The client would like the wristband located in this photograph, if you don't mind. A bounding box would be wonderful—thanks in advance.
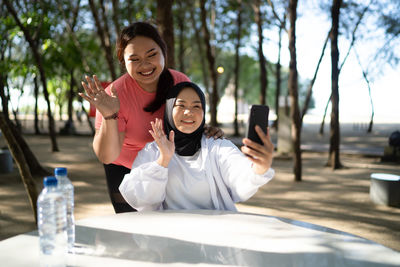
[104,112,118,120]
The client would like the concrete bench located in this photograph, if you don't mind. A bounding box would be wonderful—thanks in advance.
[370,173,400,208]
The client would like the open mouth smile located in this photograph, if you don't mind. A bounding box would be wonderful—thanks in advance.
[181,120,195,125]
[139,69,155,76]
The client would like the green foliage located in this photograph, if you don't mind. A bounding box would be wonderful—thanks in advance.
[1,0,391,119]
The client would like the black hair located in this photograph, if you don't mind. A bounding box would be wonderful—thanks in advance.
[116,21,174,113]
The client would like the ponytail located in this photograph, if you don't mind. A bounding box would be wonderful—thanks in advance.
[143,69,174,113]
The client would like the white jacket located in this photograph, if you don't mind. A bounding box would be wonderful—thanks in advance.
[119,136,274,211]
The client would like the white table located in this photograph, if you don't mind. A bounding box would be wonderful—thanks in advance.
[1,210,399,266]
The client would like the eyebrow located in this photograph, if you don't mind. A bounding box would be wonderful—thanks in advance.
[175,99,202,104]
[127,48,156,57]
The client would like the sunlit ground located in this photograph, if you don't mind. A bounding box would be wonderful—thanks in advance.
[0,118,399,252]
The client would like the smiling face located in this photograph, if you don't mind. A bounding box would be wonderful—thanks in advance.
[123,36,165,92]
[172,87,204,134]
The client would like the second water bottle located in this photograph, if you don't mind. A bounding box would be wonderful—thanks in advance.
[55,167,75,252]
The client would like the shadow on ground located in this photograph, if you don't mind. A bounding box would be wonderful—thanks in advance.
[1,122,400,252]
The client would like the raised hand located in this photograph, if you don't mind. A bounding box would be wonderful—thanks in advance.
[79,75,120,118]
[149,118,175,167]
[241,125,274,175]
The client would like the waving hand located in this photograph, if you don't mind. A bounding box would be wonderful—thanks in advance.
[79,75,120,118]
[149,118,175,167]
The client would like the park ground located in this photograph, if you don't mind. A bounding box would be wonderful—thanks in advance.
[0,119,399,252]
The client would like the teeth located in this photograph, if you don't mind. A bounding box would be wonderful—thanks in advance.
[141,70,153,75]
[182,120,194,123]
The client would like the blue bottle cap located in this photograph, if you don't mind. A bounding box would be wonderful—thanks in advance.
[55,167,67,176]
[44,176,58,187]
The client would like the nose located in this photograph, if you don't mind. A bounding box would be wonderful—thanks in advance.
[183,108,193,115]
[139,60,151,67]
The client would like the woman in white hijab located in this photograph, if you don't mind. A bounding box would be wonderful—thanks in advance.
[119,82,275,211]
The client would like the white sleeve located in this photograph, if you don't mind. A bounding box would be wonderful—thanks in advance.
[119,142,168,211]
[215,139,274,202]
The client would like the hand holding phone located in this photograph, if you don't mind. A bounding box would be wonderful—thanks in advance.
[242,105,273,174]
[246,105,269,145]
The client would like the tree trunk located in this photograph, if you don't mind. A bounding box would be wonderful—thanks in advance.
[39,57,59,152]
[189,7,210,95]
[233,0,242,136]
[0,112,38,222]
[111,0,123,75]
[327,0,343,169]
[354,49,374,133]
[88,0,117,80]
[157,0,175,69]
[11,78,24,132]
[301,31,330,126]
[288,0,302,182]
[81,104,95,136]
[200,0,219,126]
[60,69,76,135]
[68,70,74,123]
[274,20,285,131]
[1,71,47,177]
[4,0,59,152]
[111,0,120,38]
[33,75,40,134]
[73,76,96,135]
[177,0,186,73]
[0,46,9,120]
[0,77,9,121]
[319,94,331,135]
[252,0,268,105]
[56,0,91,74]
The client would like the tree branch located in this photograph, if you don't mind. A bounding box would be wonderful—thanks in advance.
[301,30,331,123]
[339,0,373,73]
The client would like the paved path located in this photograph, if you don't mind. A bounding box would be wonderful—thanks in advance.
[224,122,397,156]
[0,121,399,252]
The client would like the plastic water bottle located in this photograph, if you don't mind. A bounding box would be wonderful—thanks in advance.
[54,167,75,252]
[37,176,67,267]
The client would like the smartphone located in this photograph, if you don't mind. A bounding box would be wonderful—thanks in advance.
[246,105,269,145]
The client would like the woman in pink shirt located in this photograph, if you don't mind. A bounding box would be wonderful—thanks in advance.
[80,22,222,213]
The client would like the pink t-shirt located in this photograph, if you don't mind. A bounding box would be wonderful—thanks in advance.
[95,69,190,169]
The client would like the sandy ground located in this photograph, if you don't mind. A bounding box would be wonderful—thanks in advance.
[0,120,399,252]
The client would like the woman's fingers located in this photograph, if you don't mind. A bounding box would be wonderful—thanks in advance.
[241,144,264,159]
[150,119,166,139]
[242,137,264,154]
[149,129,156,140]
[168,130,174,143]
[85,75,98,93]
[214,128,224,139]
[256,126,274,149]
[242,126,273,160]
[81,75,103,99]
[204,125,224,139]
[155,118,163,136]
[150,121,157,138]
[78,92,94,104]
[255,125,268,143]
[81,80,94,97]
[110,84,118,98]
[93,75,105,96]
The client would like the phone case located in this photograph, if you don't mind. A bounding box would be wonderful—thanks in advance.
[246,105,269,145]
